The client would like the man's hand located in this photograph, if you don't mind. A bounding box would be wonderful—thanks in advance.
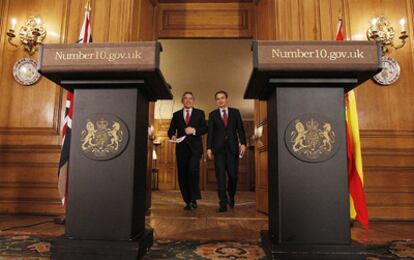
[185,127,195,135]
[207,149,213,160]
[171,135,177,141]
[239,144,246,155]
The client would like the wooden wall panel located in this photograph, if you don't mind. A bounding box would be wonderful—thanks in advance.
[254,0,276,40]
[0,0,66,136]
[136,0,157,41]
[0,0,69,214]
[0,0,156,214]
[0,145,62,214]
[319,0,345,40]
[252,102,268,213]
[153,119,177,190]
[345,0,414,130]
[253,0,276,213]
[156,3,253,38]
[344,0,414,220]
[361,130,414,220]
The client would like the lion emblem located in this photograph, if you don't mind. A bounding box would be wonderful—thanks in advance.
[290,118,335,160]
[81,118,125,159]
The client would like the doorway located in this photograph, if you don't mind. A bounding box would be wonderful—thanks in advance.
[154,39,254,191]
[147,39,266,241]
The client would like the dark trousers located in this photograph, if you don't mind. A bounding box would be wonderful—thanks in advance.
[214,150,239,206]
[176,146,202,204]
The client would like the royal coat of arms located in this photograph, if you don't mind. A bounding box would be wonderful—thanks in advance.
[285,115,338,162]
[80,114,129,160]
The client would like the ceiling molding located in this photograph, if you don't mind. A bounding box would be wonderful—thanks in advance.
[157,0,252,3]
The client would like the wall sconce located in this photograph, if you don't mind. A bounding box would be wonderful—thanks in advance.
[153,138,161,145]
[148,125,162,145]
[152,149,158,160]
[367,16,409,85]
[367,16,408,54]
[148,125,155,139]
[6,16,47,55]
[148,125,161,145]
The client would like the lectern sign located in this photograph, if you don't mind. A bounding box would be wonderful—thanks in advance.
[244,41,381,99]
[39,42,157,72]
[256,41,381,70]
[80,114,129,161]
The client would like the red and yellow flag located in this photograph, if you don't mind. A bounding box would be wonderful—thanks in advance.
[336,16,369,229]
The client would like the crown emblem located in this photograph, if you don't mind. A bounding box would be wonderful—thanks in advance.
[96,118,108,130]
[306,119,319,130]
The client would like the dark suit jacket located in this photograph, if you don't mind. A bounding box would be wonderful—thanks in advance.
[207,107,246,154]
[168,108,207,154]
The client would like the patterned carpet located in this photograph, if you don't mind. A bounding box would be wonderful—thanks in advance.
[0,235,51,259]
[143,240,266,259]
[0,235,413,259]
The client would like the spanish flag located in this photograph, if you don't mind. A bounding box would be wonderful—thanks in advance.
[337,16,369,229]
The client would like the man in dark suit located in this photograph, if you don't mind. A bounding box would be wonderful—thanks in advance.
[207,90,246,212]
[168,92,207,210]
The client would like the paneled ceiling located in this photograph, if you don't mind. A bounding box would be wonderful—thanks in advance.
[157,0,252,2]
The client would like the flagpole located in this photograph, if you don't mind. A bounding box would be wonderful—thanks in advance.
[85,0,91,12]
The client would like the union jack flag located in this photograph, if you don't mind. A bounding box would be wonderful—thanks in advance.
[58,1,92,207]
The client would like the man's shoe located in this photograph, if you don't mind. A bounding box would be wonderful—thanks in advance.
[229,199,235,208]
[54,215,66,225]
[184,204,192,210]
[217,205,227,213]
[190,201,198,209]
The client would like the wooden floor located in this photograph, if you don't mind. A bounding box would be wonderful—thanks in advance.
[1,190,414,244]
[149,190,267,241]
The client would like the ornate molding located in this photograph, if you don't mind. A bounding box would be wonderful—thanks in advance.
[0,144,61,152]
[364,165,414,172]
[0,181,57,189]
[362,148,414,156]
[157,3,253,38]
[360,129,414,138]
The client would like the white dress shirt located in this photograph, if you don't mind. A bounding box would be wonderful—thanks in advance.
[183,107,193,120]
[220,107,229,119]
[183,107,195,135]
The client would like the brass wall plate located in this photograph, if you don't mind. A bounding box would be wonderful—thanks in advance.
[12,58,41,86]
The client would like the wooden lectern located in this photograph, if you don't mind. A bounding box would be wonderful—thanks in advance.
[38,42,172,259]
[244,41,381,259]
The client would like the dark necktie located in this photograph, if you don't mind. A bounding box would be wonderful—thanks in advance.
[222,109,228,127]
[185,109,190,125]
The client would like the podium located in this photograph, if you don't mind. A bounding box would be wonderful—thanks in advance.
[38,42,172,259]
[244,41,381,259]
